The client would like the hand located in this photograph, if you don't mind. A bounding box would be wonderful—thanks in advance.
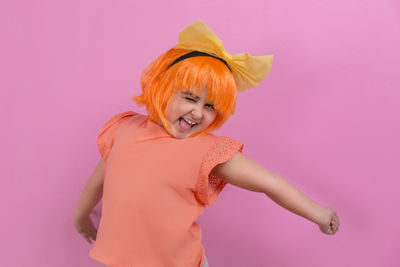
[317,207,340,235]
[73,214,98,244]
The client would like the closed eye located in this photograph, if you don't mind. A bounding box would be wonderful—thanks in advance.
[185,97,215,110]
[185,97,196,102]
[206,104,215,110]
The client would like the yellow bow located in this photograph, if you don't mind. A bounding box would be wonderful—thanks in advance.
[173,19,274,92]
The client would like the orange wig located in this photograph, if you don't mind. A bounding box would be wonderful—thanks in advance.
[131,48,237,137]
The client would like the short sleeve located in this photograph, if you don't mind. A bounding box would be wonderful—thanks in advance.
[97,111,138,162]
[196,136,244,206]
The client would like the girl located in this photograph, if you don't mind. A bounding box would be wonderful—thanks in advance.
[73,20,340,267]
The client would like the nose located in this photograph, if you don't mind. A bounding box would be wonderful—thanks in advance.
[191,104,203,121]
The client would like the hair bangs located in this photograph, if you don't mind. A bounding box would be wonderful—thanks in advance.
[165,56,236,114]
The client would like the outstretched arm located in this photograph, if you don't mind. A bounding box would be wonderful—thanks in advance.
[210,152,340,235]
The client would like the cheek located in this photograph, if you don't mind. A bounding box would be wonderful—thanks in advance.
[205,112,217,124]
[167,101,186,118]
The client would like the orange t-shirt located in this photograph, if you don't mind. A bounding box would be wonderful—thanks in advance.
[89,111,244,267]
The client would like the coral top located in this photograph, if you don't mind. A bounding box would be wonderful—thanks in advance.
[89,111,244,267]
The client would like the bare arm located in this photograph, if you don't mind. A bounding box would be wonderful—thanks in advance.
[73,158,105,220]
[211,152,340,234]
[73,158,106,243]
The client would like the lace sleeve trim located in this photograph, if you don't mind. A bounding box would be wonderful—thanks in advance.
[196,136,244,206]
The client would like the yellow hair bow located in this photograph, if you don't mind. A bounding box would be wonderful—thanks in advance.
[173,19,274,92]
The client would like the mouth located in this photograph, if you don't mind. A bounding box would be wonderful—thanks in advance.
[179,117,197,131]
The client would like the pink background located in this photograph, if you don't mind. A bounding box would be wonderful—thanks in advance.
[2,0,399,266]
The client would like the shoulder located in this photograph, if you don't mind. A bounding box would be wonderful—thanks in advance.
[98,110,146,140]
[101,111,145,128]
[109,110,144,121]
[208,134,244,154]
[199,134,244,174]
[97,111,146,161]
[197,133,243,145]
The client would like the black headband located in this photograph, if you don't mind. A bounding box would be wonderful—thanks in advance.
[166,51,232,72]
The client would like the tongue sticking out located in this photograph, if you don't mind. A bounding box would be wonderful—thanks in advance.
[179,118,192,130]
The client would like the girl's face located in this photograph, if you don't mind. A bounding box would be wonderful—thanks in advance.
[159,88,217,139]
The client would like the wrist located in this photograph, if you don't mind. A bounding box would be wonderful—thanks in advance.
[73,210,90,222]
[313,205,332,226]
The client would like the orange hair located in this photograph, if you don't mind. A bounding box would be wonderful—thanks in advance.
[131,48,237,137]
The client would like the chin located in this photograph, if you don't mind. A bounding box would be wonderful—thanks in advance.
[173,134,187,139]
[169,129,188,139]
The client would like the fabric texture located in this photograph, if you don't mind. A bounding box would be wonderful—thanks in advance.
[89,111,243,267]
